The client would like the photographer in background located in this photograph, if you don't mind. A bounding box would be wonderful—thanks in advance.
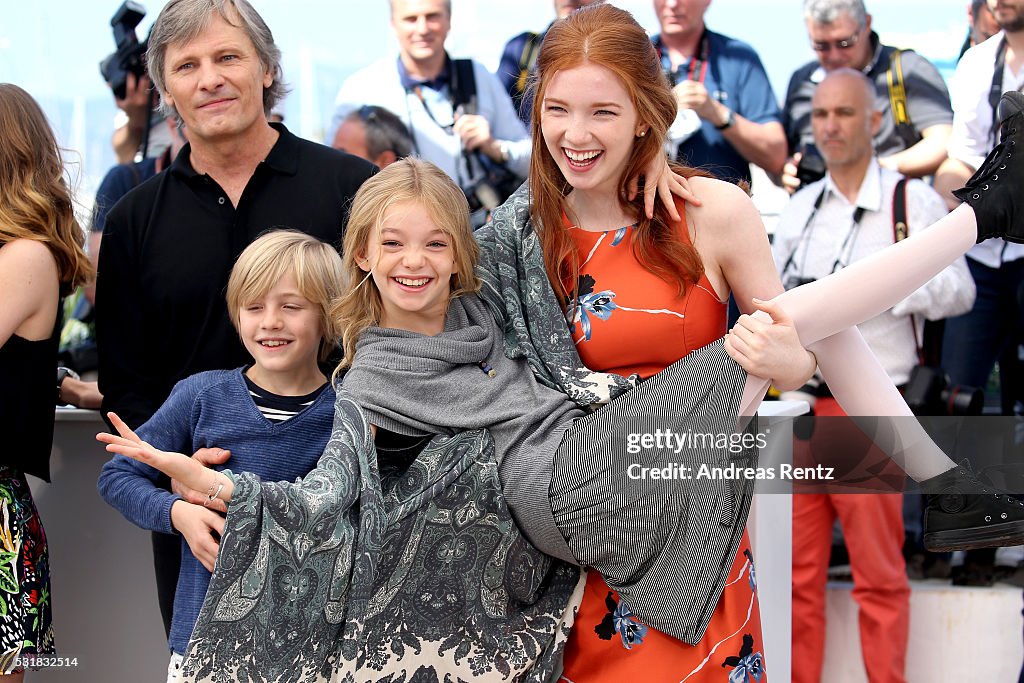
[773,69,974,683]
[652,0,788,186]
[780,0,953,194]
[326,0,530,226]
[100,1,171,163]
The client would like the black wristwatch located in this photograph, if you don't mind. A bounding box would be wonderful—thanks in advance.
[715,108,735,131]
[56,366,79,405]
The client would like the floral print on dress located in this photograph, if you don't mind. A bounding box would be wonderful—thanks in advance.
[568,273,688,345]
[570,275,618,342]
[0,470,54,674]
[722,634,765,683]
[745,548,757,592]
[594,591,648,650]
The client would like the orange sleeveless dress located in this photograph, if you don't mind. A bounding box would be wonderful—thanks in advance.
[559,212,767,683]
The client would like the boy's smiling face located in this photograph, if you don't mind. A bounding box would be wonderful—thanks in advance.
[238,270,325,394]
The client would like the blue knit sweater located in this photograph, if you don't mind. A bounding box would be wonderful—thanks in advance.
[97,368,335,654]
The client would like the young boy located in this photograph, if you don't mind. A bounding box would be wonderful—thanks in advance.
[97,230,343,682]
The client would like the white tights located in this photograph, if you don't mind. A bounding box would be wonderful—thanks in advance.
[739,204,979,481]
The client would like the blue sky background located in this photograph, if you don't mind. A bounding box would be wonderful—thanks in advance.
[0,0,970,201]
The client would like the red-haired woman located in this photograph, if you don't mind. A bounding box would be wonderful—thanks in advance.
[523,4,1022,681]
[0,83,93,679]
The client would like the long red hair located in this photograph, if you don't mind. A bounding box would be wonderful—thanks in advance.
[527,2,704,306]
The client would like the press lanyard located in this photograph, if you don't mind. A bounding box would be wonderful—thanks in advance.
[402,77,470,188]
[781,187,867,283]
[409,85,456,134]
[660,30,710,86]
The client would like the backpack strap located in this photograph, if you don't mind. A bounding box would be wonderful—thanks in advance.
[892,177,943,366]
[450,58,478,115]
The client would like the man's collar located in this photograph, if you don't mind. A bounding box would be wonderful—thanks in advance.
[171,121,298,179]
[863,31,884,74]
[823,157,882,212]
[397,53,452,91]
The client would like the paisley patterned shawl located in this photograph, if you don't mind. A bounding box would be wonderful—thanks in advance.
[180,394,582,683]
[473,182,638,407]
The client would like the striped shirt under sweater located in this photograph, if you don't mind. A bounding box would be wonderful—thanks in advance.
[97,368,335,655]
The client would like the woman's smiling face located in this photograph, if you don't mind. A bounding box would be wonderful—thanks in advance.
[541,61,642,198]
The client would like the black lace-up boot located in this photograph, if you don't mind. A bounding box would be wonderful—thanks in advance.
[953,90,1024,244]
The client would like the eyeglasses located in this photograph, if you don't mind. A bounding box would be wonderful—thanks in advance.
[811,29,862,53]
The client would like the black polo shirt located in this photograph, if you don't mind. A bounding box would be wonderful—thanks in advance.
[96,123,375,428]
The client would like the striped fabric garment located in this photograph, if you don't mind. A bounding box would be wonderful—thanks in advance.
[550,338,755,644]
[243,374,327,423]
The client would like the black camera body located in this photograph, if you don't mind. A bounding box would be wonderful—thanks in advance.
[99,1,148,100]
[796,143,827,187]
[903,365,984,416]
[462,152,521,218]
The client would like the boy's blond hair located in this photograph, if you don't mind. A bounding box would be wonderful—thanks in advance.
[226,230,344,363]
[334,158,481,369]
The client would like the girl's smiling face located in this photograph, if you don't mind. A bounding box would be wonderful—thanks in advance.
[360,200,457,336]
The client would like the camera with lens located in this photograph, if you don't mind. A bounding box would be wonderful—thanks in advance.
[795,142,827,186]
[99,1,148,100]
[903,365,984,416]
[462,152,521,218]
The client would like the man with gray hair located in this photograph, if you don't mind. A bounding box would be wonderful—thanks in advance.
[331,105,414,168]
[95,0,375,656]
[780,0,953,193]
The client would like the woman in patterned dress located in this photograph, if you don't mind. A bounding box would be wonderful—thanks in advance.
[523,4,1021,681]
[0,83,93,679]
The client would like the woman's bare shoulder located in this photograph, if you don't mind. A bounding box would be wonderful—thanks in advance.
[687,176,765,241]
[0,239,59,301]
[0,238,57,271]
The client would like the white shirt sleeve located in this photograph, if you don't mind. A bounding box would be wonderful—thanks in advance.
[947,34,1001,170]
[890,179,976,320]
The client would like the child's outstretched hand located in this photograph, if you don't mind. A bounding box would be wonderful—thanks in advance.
[96,412,234,504]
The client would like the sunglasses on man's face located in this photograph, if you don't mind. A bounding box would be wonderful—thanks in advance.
[811,28,862,53]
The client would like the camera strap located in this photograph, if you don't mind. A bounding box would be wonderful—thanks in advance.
[404,58,481,188]
[891,176,933,366]
[657,30,710,86]
[781,186,866,283]
[779,186,828,283]
[515,32,543,99]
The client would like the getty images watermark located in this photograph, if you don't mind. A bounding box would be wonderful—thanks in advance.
[625,427,835,482]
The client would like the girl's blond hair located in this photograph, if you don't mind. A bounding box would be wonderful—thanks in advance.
[226,230,343,363]
[334,158,480,370]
